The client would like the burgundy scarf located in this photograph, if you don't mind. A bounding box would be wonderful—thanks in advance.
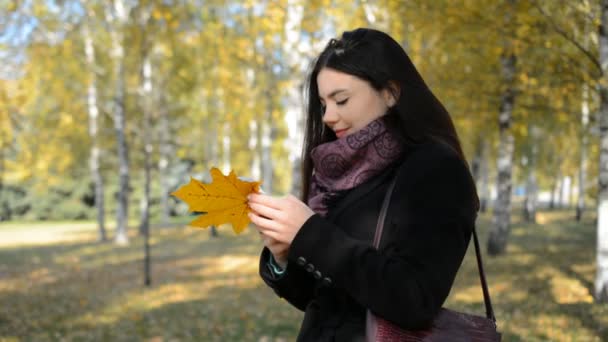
[307,118,405,216]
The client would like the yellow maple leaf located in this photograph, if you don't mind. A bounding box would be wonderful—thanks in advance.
[171,167,261,234]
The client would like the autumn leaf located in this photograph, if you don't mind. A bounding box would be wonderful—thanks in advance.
[171,167,261,234]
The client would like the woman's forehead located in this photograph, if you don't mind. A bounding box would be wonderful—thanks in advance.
[317,68,363,98]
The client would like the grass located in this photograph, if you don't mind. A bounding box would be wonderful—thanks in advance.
[0,210,606,341]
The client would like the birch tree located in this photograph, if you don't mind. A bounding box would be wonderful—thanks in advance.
[595,0,608,303]
[83,12,107,242]
[487,0,518,255]
[139,42,153,286]
[577,20,592,222]
[107,0,132,245]
[523,126,539,223]
[284,0,305,196]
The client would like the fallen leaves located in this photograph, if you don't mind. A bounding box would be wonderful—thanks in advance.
[171,168,261,234]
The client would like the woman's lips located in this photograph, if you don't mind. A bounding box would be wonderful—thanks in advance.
[335,129,348,138]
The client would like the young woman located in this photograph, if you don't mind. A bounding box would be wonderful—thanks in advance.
[247,28,479,341]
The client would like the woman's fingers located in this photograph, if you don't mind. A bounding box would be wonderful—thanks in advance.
[256,228,287,252]
[248,211,282,232]
[248,202,284,221]
[248,193,284,210]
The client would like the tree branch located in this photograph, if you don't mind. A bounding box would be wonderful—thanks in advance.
[530,0,601,74]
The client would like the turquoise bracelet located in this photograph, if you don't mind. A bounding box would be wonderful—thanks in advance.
[268,254,287,275]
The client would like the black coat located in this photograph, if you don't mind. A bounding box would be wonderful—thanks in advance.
[259,142,477,342]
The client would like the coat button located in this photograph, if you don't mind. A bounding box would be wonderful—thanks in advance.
[305,263,315,273]
[313,270,322,279]
[322,277,332,286]
[296,257,306,266]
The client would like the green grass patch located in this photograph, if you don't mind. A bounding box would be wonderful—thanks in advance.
[0,210,606,341]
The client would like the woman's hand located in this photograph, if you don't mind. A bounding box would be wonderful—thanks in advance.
[248,193,315,265]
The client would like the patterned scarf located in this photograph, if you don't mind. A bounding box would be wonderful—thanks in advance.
[307,117,405,216]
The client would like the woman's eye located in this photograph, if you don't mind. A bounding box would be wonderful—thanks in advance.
[336,99,348,106]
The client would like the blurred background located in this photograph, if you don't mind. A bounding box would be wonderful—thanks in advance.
[1,0,608,341]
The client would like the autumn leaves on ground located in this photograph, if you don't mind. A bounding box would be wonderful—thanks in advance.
[0,211,606,342]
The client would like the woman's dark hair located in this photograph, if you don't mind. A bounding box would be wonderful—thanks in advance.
[301,28,479,210]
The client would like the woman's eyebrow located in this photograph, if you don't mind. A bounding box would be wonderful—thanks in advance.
[320,89,348,100]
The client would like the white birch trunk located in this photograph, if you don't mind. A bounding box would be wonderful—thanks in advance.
[562,176,572,208]
[488,0,517,255]
[596,0,608,302]
[479,142,490,213]
[578,96,589,219]
[250,120,261,181]
[285,0,304,196]
[84,19,107,242]
[524,172,537,223]
[158,101,171,226]
[557,177,563,208]
[222,121,231,174]
[471,136,489,212]
[205,93,219,238]
[109,0,130,245]
[139,48,153,238]
[471,138,483,191]
[524,128,538,222]
[0,149,6,221]
[363,2,389,31]
[550,170,562,210]
[205,93,219,170]
[139,45,153,286]
[259,102,273,193]
[577,23,591,221]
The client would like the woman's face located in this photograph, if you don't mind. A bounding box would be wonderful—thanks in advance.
[317,68,395,139]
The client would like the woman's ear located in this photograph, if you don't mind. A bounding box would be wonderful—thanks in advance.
[383,81,400,107]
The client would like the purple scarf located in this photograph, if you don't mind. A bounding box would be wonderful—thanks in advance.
[307,118,405,216]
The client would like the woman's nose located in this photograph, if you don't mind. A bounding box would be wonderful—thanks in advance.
[322,105,338,124]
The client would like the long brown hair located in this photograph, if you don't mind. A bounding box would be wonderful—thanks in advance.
[301,28,479,210]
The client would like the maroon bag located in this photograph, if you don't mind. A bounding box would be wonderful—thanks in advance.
[366,176,502,342]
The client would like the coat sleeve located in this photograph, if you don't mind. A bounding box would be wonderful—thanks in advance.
[258,246,316,311]
[287,145,477,329]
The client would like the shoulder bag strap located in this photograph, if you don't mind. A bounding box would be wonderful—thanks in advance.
[373,175,496,322]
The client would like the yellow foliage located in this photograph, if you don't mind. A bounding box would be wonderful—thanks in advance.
[172,168,261,234]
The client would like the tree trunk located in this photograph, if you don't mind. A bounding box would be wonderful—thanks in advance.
[285,0,304,196]
[139,46,153,286]
[488,1,517,255]
[0,148,6,221]
[210,118,231,238]
[523,128,538,223]
[563,176,572,208]
[84,18,107,242]
[471,136,488,213]
[577,23,591,222]
[523,172,537,223]
[479,142,490,213]
[557,176,570,209]
[222,121,231,174]
[259,104,273,194]
[250,120,261,181]
[471,137,482,185]
[158,100,171,226]
[139,48,153,239]
[557,175,565,209]
[110,0,130,245]
[596,0,608,303]
[550,170,561,209]
[205,95,220,238]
